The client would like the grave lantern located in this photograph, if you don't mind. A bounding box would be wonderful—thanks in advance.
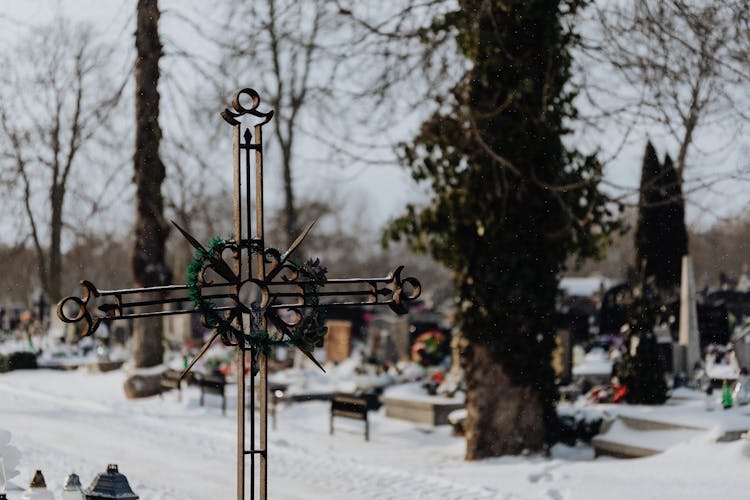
[62,473,84,500]
[21,470,53,500]
[84,465,138,500]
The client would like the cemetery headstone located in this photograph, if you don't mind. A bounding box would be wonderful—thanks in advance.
[678,255,701,374]
[552,329,572,384]
[325,320,352,363]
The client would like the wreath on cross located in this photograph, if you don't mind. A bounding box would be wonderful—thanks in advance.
[185,236,329,362]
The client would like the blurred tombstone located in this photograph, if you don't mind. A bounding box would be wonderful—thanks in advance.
[599,283,631,336]
[366,317,399,364]
[552,329,572,385]
[48,309,69,343]
[0,429,22,492]
[325,320,352,363]
[163,314,191,345]
[654,323,674,374]
[111,324,129,346]
[678,255,701,374]
[372,315,410,361]
[733,324,750,370]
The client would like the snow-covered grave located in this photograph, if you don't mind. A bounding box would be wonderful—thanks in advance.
[582,386,750,458]
[4,368,750,499]
[381,383,464,426]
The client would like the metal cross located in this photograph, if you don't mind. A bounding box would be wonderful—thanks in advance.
[57,88,421,500]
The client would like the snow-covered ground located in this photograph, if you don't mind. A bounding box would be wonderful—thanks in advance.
[2,369,750,499]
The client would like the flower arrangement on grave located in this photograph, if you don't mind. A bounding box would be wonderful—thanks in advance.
[201,348,234,376]
[422,370,445,395]
[185,234,329,371]
[436,367,465,398]
[410,330,449,367]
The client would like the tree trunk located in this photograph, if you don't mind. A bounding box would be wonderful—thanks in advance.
[282,150,297,239]
[130,0,170,383]
[462,341,546,459]
[48,184,64,303]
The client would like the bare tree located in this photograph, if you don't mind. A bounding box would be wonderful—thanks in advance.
[0,19,127,304]
[211,0,361,239]
[581,1,750,189]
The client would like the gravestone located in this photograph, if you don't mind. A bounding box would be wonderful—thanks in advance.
[677,255,701,374]
[325,320,352,363]
[552,329,572,384]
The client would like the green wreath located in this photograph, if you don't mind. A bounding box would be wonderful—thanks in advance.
[186,236,328,355]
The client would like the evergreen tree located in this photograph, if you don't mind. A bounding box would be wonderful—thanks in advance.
[386,0,619,459]
[635,142,688,290]
[616,279,668,404]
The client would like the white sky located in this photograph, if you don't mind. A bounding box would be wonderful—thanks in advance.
[1,0,748,240]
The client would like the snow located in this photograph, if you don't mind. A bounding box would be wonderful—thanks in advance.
[597,418,705,452]
[2,369,750,499]
[572,348,613,377]
[269,354,393,395]
[383,382,465,405]
[559,276,611,297]
[593,395,750,434]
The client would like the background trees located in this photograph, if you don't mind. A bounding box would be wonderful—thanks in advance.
[387,0,618,458]
[581,0,750,215]
[215,0,344,240]
[0,0,749,459]
[0,19,127,304]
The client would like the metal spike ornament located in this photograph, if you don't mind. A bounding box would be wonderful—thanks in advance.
[179,223,330,376]
[57,88,421,500]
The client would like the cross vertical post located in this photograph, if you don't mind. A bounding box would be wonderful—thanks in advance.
[252,118,269,500]
[230,109,246,500]
[225,88,274,499]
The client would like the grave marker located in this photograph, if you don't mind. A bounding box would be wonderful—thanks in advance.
[57,88,421,500]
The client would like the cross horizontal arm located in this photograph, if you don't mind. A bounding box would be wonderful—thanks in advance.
[56,280,232,337]
[267,266,421,315]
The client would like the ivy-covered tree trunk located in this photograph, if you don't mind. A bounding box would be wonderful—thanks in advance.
[463,343,546,456]
[128,0,171,395]
[387,0,618,459]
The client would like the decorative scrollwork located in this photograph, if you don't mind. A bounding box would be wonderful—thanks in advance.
[56,280,104,337]
[221,88,274,126]
[185,234,328,359]
[387,266,422,314]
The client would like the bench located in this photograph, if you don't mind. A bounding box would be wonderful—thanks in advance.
[194,372,227,415]
[261,384,331,430]
[330,393,370,441]
[160,369,184,402]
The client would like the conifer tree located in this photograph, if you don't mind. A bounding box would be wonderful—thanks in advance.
[635,142,688,290]
[387,0,618,458]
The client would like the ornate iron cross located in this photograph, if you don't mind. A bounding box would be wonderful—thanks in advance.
[57,88,421,500]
